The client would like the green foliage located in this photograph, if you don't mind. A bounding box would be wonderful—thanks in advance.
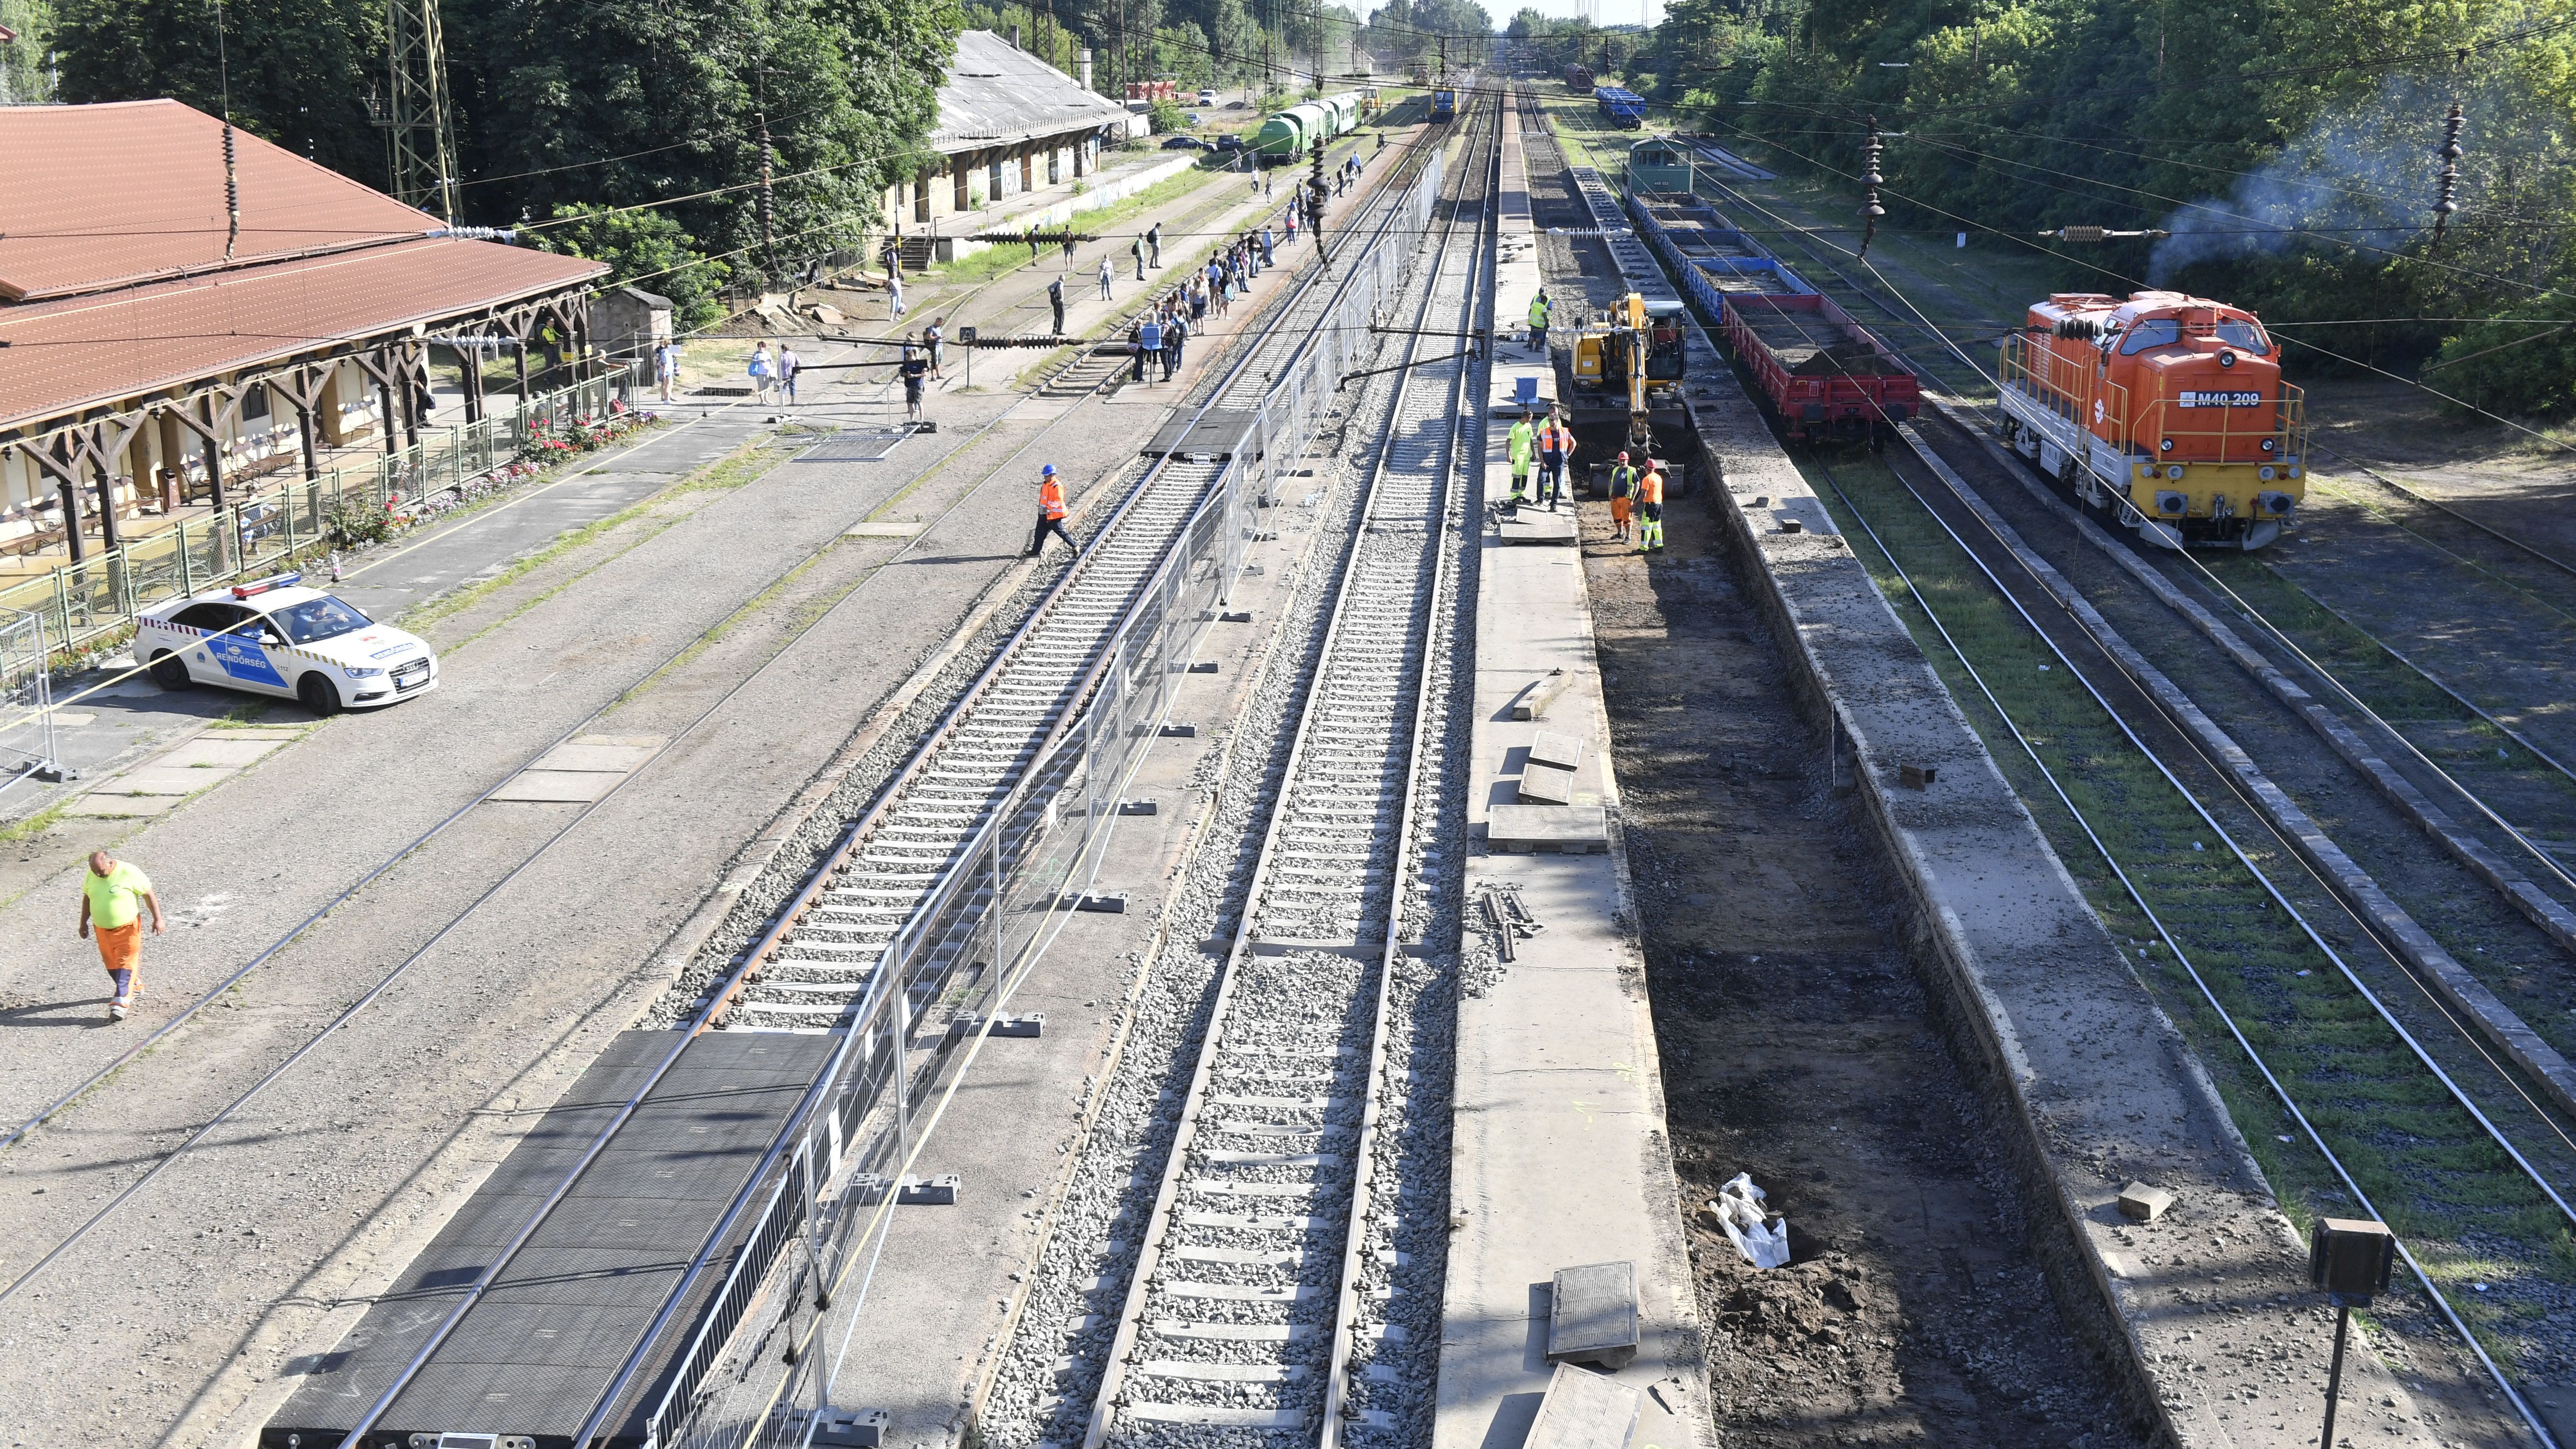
[53,0,385,182]
[1147,96,1193,132]
[2428,301,2576,419]
[533,203,731,332]
[0,0,56,102]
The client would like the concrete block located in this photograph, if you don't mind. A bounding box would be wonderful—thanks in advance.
[1117,799,1158,815]
[954,1014,1045,1040]
[115,766,227,796]
[1517,763,1576,805]
[1219,610,1253,623]
[898,1174,961,1205]
[1527,730,1585,773]
[160,736,283,769]
[1077,893,1127,913]
[1158,722,1198,737]
[1897,763,1937,790]
[1524,1362,1643,1449]
[1489,805,1608,853]
[1511,669,1572,722]
[813,1408,892,1447]
[1548,1261,1641,1369]
[1187,661,1219,673]
[2118,1182,2175,1223]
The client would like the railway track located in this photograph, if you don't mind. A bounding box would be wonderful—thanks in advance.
[298,115,1464,1449]
[1074,84,1494,1448]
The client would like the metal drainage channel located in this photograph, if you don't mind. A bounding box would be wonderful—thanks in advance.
[313,130,1456,1449]
[1079,84,1498,1449]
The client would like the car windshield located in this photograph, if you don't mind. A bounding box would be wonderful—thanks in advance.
[2118,319,2182,355]
[267,594,374,644]
[2214,317,2270,354]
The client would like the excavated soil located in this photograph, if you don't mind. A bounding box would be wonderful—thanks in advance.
[1576,458,2146,1448]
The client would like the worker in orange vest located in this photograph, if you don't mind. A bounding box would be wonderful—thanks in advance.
[1028,464,1078,558]
[1635,462,1666,554]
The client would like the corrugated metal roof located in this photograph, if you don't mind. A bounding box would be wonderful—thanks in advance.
[0,99,442,303]
[929,30,1132,154]
[0,236,605,433]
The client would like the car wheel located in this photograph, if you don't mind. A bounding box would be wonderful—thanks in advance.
[148,651,192,690]
[297,672,342,716]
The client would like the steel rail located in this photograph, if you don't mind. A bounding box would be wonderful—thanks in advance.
[1813,451,2560,1449]
[1079,81,1496,1449]
[323,119,1460,1449]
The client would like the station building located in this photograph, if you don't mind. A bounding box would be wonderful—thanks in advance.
[0,99,605,565]
[884,29,1146,234]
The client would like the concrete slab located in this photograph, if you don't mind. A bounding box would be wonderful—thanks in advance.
[159,736,284,768]
[1439,253,1710,1449]
[62,793,183,817]
[487,770,617,803]
[1523,1363,1643,1449]
[532,742,660,774]
[1515,764,1576,805]
[843,522,921,538]
[1526,731,1584,773]
[1498,512,1578,545]
[113,766,230,796]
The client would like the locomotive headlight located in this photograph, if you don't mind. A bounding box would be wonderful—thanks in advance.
[2259,465,2277,481]
[2160,438,2174,452]
[2219,350,2237,369]
[2166,464,2185,480]
[2260,437,2276,452]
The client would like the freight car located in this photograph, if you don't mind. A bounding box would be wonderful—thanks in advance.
[1252,90,1368,158]
[1721,292,1920,444]
[1596,86,1647,128]
[1628,191,1815,321]
[1565,63,1595,93]
[1998,290,2306,548]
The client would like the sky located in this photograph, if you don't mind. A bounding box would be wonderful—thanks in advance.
[1489,0,1667,27]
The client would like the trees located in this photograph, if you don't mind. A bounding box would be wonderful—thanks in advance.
[53,0,384,180]
[533,203,731,331]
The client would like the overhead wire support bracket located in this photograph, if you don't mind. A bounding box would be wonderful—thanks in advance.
[2037,226,2173,241]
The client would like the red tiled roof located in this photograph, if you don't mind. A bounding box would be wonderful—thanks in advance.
[0,236,606,433]
[0,99,454,303]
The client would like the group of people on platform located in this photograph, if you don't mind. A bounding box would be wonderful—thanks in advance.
[1507,406,1665,552]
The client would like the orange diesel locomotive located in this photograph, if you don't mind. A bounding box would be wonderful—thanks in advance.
[1997,291,2308,549]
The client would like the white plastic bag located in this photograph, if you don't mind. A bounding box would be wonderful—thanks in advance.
[1707,1173,1791,1269]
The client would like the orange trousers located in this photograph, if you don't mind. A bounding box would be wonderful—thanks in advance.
[95,920,141,998]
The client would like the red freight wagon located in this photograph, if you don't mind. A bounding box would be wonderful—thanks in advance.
[1720,291,1919,444]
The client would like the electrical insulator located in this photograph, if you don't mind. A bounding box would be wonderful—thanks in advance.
[1858,116,1886,259]
[2431,99,2465,246]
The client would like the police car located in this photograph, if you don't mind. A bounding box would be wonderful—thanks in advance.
[136,572,438,714]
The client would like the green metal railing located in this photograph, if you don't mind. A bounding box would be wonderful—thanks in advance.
[2,372,627,672]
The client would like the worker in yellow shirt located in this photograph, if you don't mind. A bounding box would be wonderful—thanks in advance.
[1527,291,1551,357]
[77,850,164,1022]
[1635,463,1666,554]
[1506,409,1536,506]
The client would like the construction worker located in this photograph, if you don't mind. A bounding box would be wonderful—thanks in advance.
[1506,409,1537,506]
[1635,460,1666,554]
[1608,450,1639,542]
[1528,290,1551,357]
[1536,412,1574,510]
[77,849,163,1022]
[1028,464,1078,557]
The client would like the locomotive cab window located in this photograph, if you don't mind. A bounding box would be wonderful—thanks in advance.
[2215,318,2271,354]
[2118,319,2181,355]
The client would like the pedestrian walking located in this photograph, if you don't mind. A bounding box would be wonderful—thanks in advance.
[1285,207,1298,245]
[900,341,928,423]
[923,320,944,379]
[78,850,163,1022]
[1163,312,1185,380]
[748,341,774,404]
[1264,174,1273,198]
[1608,451,1639,543]
[1536,411,1573,509]
[1062,230,1078,267]
[777,342,801,408]
[889,269,907,321]
[1527,289,1550,356]
[1506,409,1536,506]
[1635,462,1666,553]
[1147,223,1163,268]
[1048,276,1067,334]
[655,337,681,402]
[1261,228,1275,266]
[1098,256,1115,300]
[1028,463,1078,557]
[1131,234,1146,280]
[1136,314,1162,383]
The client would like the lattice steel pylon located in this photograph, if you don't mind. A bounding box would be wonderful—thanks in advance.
[373,0,459,221]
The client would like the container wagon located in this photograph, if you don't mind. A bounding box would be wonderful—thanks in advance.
[1596,86,1647,128]
[1721,292,1920,444]
[1999,290,2306,548]
[1626,136,1692,194]
[1565,63,1595,93]
[1628,191,1815,322]
[1252,102,1327,157]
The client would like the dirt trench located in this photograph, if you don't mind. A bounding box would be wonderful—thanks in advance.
[1572,454,2145,1448]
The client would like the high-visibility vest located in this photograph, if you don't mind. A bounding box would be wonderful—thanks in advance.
[1610,465,1637,497]
[1528,296,1550,328]
[1040,479,1067,519]
[1541,425,1571,458]
[1639,471,1664,506]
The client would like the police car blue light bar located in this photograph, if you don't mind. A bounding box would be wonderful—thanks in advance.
[232,572,301,599]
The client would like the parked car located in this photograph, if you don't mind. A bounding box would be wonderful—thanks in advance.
[1214,135,1245,151]
[1198,88,1218,105]
[1161,134,1208,149]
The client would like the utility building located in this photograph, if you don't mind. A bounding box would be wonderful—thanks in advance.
[886,30,1141,234]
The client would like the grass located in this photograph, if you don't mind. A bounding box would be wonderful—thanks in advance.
[0,800,71,845]
[1811,449,2576,1372]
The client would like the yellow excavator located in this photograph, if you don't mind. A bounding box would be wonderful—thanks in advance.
[1572,292,1687,454]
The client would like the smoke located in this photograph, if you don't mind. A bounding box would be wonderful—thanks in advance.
[2145,75,2444,285]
